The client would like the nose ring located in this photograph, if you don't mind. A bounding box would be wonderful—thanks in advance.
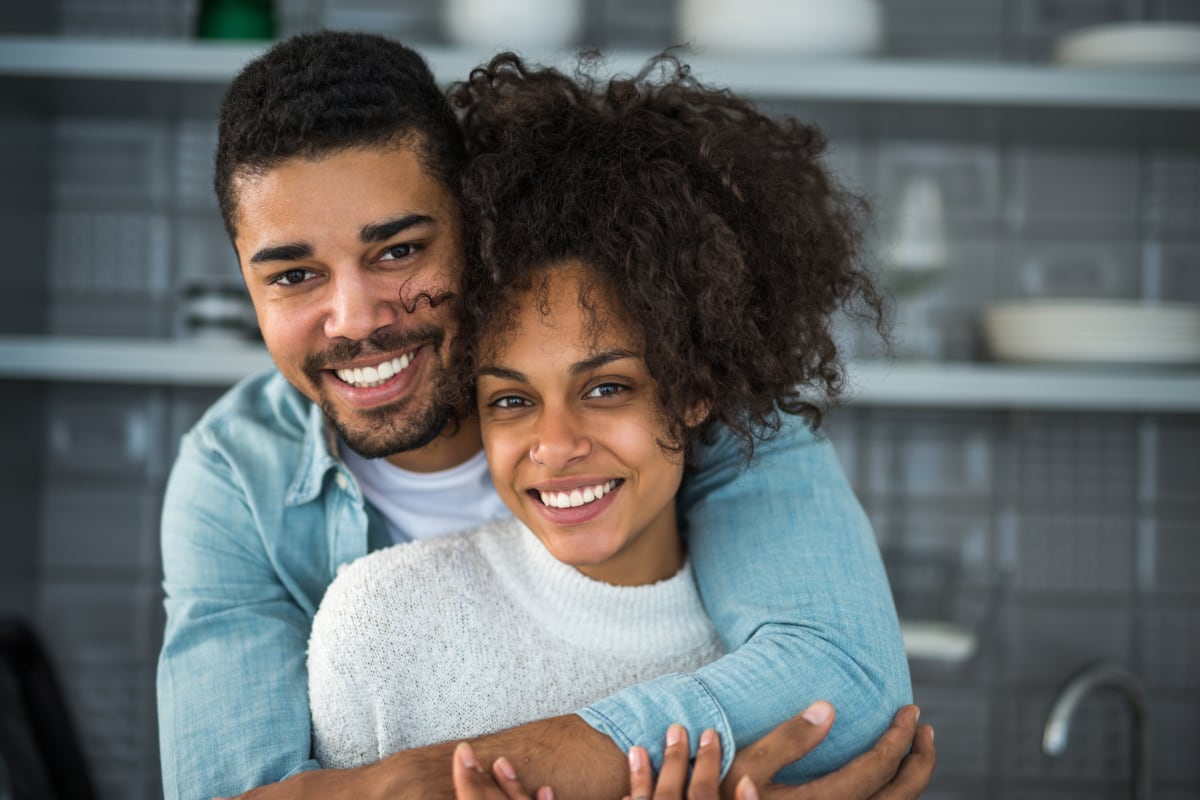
[529,445,545,466]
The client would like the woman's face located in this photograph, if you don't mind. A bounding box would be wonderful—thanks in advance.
[476,263,685,586]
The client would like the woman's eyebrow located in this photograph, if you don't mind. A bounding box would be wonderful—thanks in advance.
[477,366,527,382]
[476,350,639,383]
[570,350,639,376]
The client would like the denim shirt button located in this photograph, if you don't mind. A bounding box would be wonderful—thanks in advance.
[335,472,349,490]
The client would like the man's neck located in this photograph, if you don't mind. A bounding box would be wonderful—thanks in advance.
[383,415,483,474]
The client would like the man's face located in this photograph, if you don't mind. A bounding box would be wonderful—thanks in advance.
[232,143,465,465]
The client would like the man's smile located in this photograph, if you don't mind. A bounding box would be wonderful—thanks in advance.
[333,351,416,388]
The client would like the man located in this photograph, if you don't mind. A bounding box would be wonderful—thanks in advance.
[157,31,921,800]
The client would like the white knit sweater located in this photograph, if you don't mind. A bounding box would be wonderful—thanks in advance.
[308,517,725,768]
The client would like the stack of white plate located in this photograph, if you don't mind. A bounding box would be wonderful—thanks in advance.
[1053,21,1200,67]
[678,0,884,57]
[982,300,1200,365]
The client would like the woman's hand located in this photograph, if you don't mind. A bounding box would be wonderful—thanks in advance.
[451,741,556,800]
[451,702,935,800]
[626,723,723,800]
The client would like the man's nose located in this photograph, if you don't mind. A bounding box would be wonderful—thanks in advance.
[323,270,399,341]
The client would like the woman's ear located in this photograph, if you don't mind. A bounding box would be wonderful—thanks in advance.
[684,399,712,429]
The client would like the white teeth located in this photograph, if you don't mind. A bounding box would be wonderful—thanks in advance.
[335,354,413,388]
[537,480,618,509]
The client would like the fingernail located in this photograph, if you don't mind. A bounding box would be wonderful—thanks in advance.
[700,729,717,748]
[802,700,832,725]
[628,747,645,772]
[495,756,517,781]
[538,787,555,800]
[929,725,935,742]
[458,742,481,771]
[666,723,682,746]
[737,775,760,800]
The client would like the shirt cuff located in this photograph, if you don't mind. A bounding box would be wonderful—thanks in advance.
[281,759,322,780]
[578,671,735,777]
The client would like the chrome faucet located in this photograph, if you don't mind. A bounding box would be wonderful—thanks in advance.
[1042,662,1150,800]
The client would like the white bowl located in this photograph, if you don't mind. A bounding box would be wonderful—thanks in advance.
[443,0,584,51]
[981,300,1200,365]
[1053,21,1200,67]
[679,0,884,57]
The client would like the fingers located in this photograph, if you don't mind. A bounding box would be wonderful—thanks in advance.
[687,729,722,800]
[654,724,691,798]
[787,705,920,800]
[628,746,654,800]
[728,700,836,787]
[452,742,535,800]
[735,776,760,800]
[869,723,935,800]
[628,725,723,800]
[492,756,537,800]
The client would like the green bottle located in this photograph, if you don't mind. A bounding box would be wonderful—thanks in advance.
[195,0,276,40]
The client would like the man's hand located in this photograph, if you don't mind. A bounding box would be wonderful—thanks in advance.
[722,703,934,800]
[448,703,935,800]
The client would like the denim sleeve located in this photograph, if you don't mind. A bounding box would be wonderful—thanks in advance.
[579,415,911,781]
[156,433,319,800]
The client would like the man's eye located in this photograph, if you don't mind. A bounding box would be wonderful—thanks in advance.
[585,383,628,399]
[272,268,315,286]
[491,396,531,410]
[381,243,416,261]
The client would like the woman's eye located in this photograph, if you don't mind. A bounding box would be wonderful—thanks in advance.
[490,396,531,410]
[585,382,628,399]
[271,268,315,286]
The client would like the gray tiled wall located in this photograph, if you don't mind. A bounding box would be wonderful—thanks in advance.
[5,0,1199,798]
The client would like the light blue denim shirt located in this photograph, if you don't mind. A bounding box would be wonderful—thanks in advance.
[157,370,910,800]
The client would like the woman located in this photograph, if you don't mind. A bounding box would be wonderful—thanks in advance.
[307,51,904,792]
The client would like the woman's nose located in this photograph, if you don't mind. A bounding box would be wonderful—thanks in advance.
[532,407,591,468]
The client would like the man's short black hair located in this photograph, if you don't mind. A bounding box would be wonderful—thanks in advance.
[214,31,466,239]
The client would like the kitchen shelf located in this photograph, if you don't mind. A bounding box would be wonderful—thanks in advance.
[2,34,1199,110]
[3,335,1199,412]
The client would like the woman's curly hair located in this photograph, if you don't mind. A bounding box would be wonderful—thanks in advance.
[448,52,886,458]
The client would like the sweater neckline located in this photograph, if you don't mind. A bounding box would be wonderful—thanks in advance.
[474,519,719,657]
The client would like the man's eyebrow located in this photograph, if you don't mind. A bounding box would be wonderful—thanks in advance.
[249,242,313,265]
[360,214,435,244]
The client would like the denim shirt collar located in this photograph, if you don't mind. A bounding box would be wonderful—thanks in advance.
[285,400,346,507]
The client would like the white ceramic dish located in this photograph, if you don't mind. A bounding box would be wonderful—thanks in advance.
[678,0,883,57]
[981,300,1200,365]
[443,0,584,50]
[1053,21,1200,67]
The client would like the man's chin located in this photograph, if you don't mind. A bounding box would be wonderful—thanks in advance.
[329,401,453,460]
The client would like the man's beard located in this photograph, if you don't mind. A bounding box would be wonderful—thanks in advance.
[326,391,453,459]
[303,325,455,459]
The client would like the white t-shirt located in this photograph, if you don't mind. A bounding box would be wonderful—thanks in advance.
[338,442,511,543]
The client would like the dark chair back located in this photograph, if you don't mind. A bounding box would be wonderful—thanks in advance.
[0,619,96,800]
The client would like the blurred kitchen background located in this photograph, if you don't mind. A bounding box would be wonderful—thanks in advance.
[1,0,1198,797]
